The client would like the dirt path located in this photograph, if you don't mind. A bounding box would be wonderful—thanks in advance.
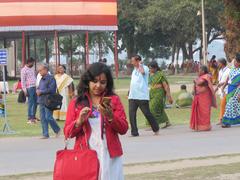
[124,154,240,175]
[2,154,240,180]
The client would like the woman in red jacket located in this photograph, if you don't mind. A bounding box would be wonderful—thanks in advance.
[64,62,128,180]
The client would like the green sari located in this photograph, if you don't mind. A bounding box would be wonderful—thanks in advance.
[148,71,169,125]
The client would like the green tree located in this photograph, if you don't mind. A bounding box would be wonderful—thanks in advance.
[223,0,240,61]
[139,0,224,62]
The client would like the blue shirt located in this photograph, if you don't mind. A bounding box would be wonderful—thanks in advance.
[128,64,150,100]
[37,74,57,104]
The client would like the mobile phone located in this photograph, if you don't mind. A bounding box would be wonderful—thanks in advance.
[101,97,111,107]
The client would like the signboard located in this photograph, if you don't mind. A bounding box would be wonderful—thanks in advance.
[0,49,7,65]
[0,48,15,134]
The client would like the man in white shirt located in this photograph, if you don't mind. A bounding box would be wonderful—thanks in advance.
[128,55,159,136]
[215,58,230,124]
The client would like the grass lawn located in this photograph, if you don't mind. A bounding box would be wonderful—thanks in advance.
[125,162,240,180]
[0,94,65,137]
[8,74,195,92]
[74,74,196,90]
[0,76,219,137]
[0,92,220,137]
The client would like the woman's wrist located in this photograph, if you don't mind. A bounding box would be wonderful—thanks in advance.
[166,94,171,98]
[75,120,83,128]
[108,118,113,123]
[75,123,80,128]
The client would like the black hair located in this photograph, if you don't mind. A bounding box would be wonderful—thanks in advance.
[211,55,216,60]
[236,53,240,63]
[59,64,66,72]
[26,57,35,64]
[218,58,227,66]
[148,61,160,71]
[200,65,209,74]
[181,84,187,90]
[102,58,107,63]
[132,55,142,61]
[76,62,114,106]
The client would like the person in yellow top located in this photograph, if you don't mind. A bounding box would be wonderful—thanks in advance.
[208,55,219,85]
[53,65,75,121]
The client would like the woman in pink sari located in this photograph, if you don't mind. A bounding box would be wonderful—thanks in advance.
[190,65,217,131]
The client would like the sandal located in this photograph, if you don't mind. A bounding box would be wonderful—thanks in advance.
[162,122,172,129]
[222,124,231,128]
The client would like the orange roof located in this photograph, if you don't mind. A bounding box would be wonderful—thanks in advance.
[0,0,117,32]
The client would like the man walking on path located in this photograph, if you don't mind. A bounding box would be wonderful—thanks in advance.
[128,55,159,136]
[20,57,37,124]
[37,64,61,139]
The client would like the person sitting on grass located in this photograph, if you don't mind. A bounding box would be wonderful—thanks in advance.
[12,79,22,94]
[176,85,193,108]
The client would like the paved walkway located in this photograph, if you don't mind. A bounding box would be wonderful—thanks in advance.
[1,125,240,176]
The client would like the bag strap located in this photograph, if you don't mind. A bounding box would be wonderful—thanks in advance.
[64,123,89,150]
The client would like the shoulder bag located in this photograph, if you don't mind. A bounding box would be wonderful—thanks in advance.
[44,78,63,111]
[53,129,99,180]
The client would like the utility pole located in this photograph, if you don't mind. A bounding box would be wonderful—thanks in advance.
[201,0,207,65]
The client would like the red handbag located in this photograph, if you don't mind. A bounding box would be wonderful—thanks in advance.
[53,133,99,180]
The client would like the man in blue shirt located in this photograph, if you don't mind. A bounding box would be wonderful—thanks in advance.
[128,55,159,136]
[37,64,61,139]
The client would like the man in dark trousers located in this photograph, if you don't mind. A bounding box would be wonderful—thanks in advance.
[128,55,159,136]
[37,64,61,139]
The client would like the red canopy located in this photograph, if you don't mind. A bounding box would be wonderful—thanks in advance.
[0,0,117,32]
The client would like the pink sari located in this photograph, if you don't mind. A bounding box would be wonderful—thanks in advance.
[190,74,217,131]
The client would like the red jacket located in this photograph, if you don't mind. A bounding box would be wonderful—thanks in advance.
[64,94,128,158]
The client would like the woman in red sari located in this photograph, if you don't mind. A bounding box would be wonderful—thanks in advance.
[190,65,217,131]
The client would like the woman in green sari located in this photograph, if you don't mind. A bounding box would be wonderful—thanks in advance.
[148,61,173,128]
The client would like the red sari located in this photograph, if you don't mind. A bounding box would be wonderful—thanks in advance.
[190,74,217,131]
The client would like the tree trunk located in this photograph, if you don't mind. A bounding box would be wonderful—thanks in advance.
[199,39,203,61]
[98,35,103,60]
[171,44,176,63]
[188,42,193,60]
[126,34,135,59]
[45,38,49,64]
[224,0,240,62]
[181,43,189,61]
[175,47,180,75]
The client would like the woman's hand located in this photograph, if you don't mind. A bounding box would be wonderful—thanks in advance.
[220,86,225,95]
[36,90,41,96]
[75,107,91,127]
[153,84,163,89]
[214,87,219,94]
[99,103,113,121]
[167,95,174,104]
